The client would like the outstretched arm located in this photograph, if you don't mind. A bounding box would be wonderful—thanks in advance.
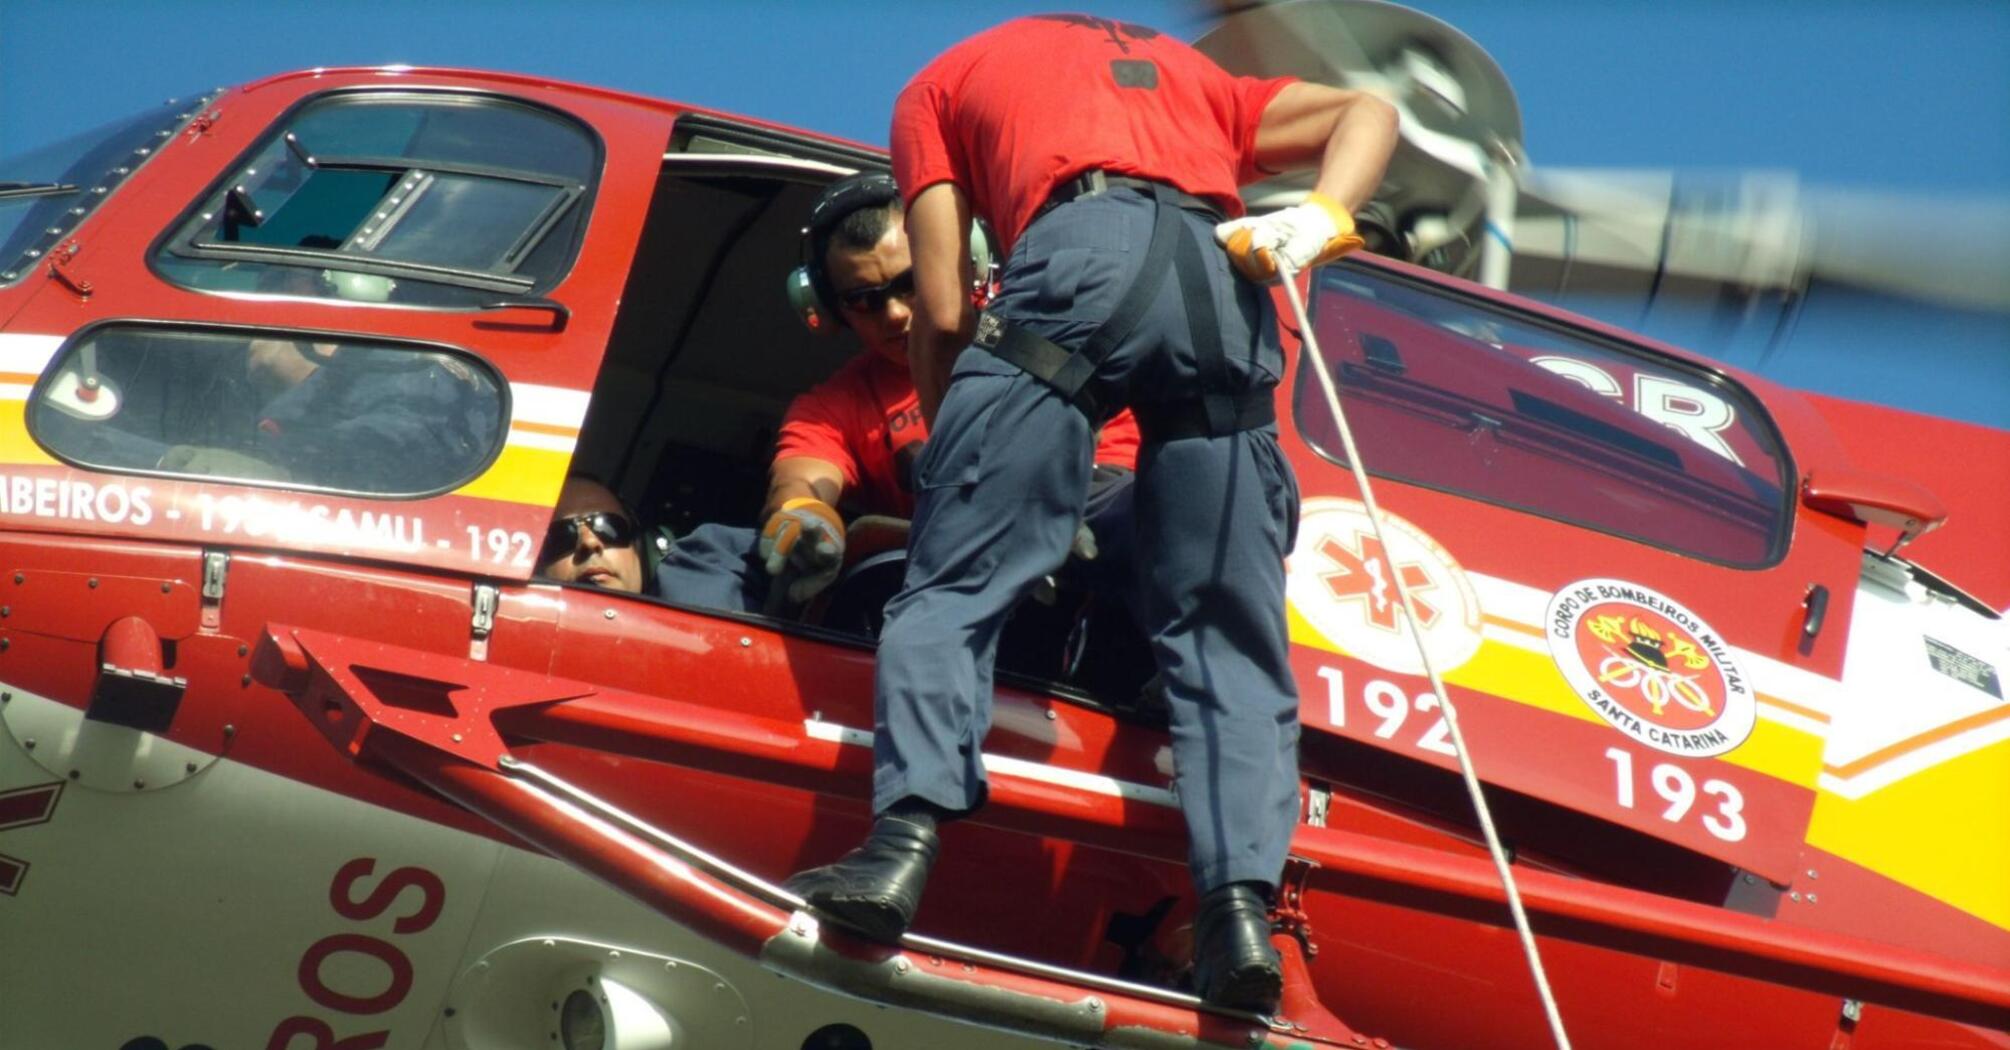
[1252,81,1399,210]
[905,181,978,426]
[762,455,845,522]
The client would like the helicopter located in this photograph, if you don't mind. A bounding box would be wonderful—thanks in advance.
[0,4,2004,1049]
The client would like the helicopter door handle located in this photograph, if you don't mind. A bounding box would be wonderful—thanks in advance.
[477,297,570,332]
[1801,583,1829,641]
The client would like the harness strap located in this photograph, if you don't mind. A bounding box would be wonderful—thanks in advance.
[976,315,1104,419]
[1168,190,1239,435]
[973,179,1272,440]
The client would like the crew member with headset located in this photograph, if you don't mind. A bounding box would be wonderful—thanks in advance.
[683,172,1142,608]
[783,14,1397,1013]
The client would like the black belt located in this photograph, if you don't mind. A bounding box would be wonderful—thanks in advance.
[972,179,1264,440]
[1131,392,1275,442]
[1037,170,1226,224]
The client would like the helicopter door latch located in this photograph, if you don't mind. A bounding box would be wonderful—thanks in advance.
[199,550,229,630]
[47,241,92,298]
[469,582,499,661]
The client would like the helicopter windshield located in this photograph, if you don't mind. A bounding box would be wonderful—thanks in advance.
[0,96,211,287]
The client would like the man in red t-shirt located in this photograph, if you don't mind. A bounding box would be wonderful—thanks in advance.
[785,15,1395,1011]
[758,172,1140,603]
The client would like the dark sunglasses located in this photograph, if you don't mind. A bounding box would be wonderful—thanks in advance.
[542,511,637,558]
[837,268,916,314]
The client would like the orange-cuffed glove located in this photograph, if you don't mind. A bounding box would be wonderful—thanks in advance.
[759,497,846,603]
[1213,192,1365,284]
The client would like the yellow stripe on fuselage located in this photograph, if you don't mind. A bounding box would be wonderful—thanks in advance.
[0,401,58,468]
[450,442,570,507]
[1809,736,2010,930]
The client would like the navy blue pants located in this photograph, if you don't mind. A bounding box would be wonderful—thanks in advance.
[873,189,1302,894]
[653,522,767,613]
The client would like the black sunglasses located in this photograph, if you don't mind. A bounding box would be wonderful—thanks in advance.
[542,511,638,558]
[837,268,916,314]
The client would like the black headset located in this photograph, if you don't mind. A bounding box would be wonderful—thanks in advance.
[785,171,995,335]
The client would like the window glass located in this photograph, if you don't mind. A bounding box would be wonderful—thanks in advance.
[30,324,505,497]
[1296,267,1790,566]
[1,95,211,286]
[155,92,597,307]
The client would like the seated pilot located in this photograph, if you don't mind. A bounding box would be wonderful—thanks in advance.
[537,474,773,616]
[537,475,649,594]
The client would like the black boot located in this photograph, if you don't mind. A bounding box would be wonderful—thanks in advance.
[1192,882,1282,1013]
[784,814,940,943]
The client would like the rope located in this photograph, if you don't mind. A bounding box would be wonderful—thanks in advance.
[1277,260,1574,1050]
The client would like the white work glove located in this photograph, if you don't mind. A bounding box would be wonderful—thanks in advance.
[1213,192,1365,284]
[759,497,846,604]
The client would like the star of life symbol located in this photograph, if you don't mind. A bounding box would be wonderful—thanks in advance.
[0,781,64,895]
[1316,531,1438,633]
[1287,498,1481,676]
[1546,578,1755,757]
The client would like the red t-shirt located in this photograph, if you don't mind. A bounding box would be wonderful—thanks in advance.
[891,15,1294,256]
[776,352,1141,519]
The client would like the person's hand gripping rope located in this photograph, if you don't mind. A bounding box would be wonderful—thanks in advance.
[1213,191,1364,284]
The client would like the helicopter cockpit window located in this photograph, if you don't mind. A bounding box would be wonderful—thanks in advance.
[1,94,214,289]
[29,323,506,498]
[1297,266,1791,567]
[154,92,598,308]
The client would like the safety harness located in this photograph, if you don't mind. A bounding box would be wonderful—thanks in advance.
[971,172,1277,442]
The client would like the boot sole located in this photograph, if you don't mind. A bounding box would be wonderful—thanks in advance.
[1204,962,1284,1014]
[805,891,911,944]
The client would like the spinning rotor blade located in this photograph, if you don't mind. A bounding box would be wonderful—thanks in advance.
[1193,0,2010,314]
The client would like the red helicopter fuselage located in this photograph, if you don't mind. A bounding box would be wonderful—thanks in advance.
[0,67,2003,1050]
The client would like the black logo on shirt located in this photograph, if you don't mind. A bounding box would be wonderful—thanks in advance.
[1033,14,1161,54]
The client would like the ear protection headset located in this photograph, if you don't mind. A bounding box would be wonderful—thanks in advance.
[786,171,996,335]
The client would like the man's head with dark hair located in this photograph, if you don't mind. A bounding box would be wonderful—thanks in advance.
[826,198,903,257]
[820,196,915,365]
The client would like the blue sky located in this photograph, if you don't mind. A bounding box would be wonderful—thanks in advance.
[3,0,2006,422]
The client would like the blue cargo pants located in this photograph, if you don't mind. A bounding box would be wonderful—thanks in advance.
[871,187,1302,893]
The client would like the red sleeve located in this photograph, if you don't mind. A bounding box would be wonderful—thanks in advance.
[1092,409,1142,471]
[890,76,963,209]
[1228,73,1295,186]
[775,383,862,491]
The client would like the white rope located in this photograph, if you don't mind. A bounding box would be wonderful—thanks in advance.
[1277,260,1574,1050]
